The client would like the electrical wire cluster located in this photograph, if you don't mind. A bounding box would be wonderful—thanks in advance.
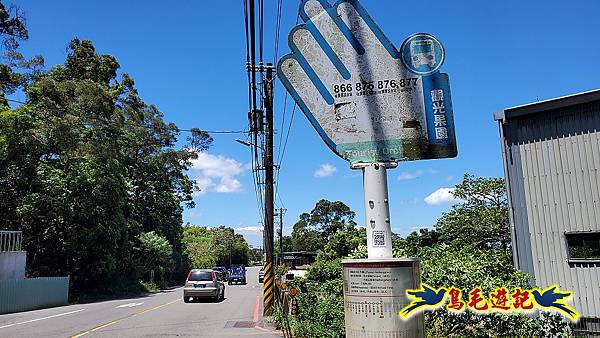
[243,0,300,230]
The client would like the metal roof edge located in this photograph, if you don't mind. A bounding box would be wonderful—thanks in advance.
[501,89,600,120]
[493,110,505,122]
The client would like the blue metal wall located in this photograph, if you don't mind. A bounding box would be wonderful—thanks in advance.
[0,277,69,314]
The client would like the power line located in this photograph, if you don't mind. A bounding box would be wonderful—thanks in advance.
[273,0,283,65]
[274,103,296,207]
[278,102,299,169]
[244,0,267,229]
[273,11,301,210]
[179,129,246,135]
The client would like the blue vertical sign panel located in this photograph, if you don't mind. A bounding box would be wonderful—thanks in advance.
[422,73,457,159]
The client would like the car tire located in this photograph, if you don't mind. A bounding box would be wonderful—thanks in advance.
[183,296,190,303]
[228,281,232,285]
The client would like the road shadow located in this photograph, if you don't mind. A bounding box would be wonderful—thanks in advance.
[71,284,183,305]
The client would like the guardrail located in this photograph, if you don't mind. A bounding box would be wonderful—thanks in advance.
[0,231,22,252]
[0,277,70,314]
[274,280,294,338]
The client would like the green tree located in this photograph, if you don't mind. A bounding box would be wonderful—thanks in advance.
[182,225,251,269]
[135,231,173,283]
[394,174,569,337]
[183,226,216,269]
[291,199,357,252]
[308,199,356,240]
[435,173,510,249]
[396,228,440,257]
[0,1,43,108]
[275,235,293,253]
[291,213,322,252]
[1,39,208,293]
[0,1,26,108]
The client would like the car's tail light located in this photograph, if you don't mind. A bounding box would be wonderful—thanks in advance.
[186,271,191,281]
[211,271,215,281]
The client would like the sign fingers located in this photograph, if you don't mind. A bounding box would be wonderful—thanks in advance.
[336,0,400,60]
[277,55,337,151]
[300,0,363,78]
[290,27,346,96]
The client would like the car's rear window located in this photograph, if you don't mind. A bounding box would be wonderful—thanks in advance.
[189,271,212,281]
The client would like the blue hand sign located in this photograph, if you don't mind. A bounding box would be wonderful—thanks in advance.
[277,0,457,165]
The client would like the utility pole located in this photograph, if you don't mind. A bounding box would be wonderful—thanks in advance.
[262,62,275,316]
[278,208,284,265]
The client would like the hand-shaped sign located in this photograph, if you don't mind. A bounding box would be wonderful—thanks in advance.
[277,0,457,165]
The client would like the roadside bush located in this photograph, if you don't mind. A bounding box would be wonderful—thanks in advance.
[289,279,345,338]
[419,243,570,337]
[305,255,342,283]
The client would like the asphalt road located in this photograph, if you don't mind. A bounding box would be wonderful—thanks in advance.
[0,266,279,338]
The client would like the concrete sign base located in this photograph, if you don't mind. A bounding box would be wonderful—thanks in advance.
[342,258,424,338]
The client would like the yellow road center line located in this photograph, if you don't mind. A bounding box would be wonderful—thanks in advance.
[70,298,180,338]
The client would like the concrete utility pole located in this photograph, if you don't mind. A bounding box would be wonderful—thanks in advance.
[278,208,285,265]
[262,63,275,316]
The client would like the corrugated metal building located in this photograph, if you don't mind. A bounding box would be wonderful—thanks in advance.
[495,89,600,333]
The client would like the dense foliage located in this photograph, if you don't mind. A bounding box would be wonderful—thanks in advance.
[273,200,365,337]
[0,4,215,296]
[182,225,251,269]
[276,175,571,338]
[285,199,358,252]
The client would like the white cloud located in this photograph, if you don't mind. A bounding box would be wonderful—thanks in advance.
[190,152,248,195]
[398,172,419,180]
[215,176,242,193]
[236,226,263,233]
[424,188,459,205]
[314,163,337,178]
[397,168,438,181]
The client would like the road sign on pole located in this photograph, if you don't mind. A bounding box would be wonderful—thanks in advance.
[277,1,457,336]
[277,0,457,166]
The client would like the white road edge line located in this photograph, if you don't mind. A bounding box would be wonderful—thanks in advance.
[0,309,86,330]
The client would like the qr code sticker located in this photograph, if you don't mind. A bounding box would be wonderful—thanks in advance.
[373,231,385,247]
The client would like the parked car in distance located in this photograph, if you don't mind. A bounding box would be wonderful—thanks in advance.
[212,266,229,280]
[183,269,225,303]
[258,268,264,283]
[228,265,246,285]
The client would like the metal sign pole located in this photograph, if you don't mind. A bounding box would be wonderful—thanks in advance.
[344,162,425,338]
[353,162,397,259]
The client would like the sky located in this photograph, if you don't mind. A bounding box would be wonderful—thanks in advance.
[10,0,600,247]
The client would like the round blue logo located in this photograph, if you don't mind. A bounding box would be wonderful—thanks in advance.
[400,33,445,76]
